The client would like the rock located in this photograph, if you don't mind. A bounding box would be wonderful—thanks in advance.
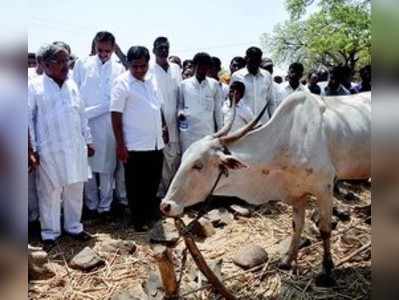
[232,245,268,269]
[276,238,291,256]
[205,208,234,227]
[28,246,55,280]
[333,207,351,222]
[229,204,251,217]
[150,220,179,245]
[111,284,147,300]
[190,218,216,238]
[70,247,105,271]
[198,218,216,237]
[100,240,137,255]
[144,271,164,300]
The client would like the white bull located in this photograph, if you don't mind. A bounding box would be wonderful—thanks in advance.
[161,91,371,284]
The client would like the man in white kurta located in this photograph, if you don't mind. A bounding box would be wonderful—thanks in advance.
[73,31,125,215]
[274,62,308,115]
[179,53,224,153]
[231,47,274,124]
[148,37,182,197]
[260,57,284,117]
[208,56,229,101]
[29,44,93,244]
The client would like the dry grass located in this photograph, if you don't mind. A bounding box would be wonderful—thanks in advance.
[28,180,371,300]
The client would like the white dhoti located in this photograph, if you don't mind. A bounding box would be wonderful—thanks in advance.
[84,173,114,213]
[158,142,181,197]
[37,170,84,241]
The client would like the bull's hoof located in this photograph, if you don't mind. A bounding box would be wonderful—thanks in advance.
[278,259,292,270]
[315,272,336,287]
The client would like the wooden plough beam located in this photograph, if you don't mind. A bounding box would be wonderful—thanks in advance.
[173,218,237,300]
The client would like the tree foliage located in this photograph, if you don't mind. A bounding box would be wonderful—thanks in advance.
[262,0,371,72]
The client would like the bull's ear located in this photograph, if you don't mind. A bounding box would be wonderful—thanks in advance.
[217,152,248,170]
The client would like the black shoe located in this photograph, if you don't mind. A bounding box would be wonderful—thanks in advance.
[111,202,127,218]
[67,230,93,242]
[135,225,150,233]
[28,220,41,238]
[130,221,149,233]
[82,207,98,220]
[98,211,113,223]
[42,239,57,252]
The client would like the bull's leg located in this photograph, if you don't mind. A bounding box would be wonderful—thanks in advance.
[278,202,305,270]
[316,191,336,286]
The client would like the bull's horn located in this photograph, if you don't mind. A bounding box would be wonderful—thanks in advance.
[213,93,237,138]
[220,98,269,145]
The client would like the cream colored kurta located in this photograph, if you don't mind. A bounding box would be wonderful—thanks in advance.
[73,56,124,173]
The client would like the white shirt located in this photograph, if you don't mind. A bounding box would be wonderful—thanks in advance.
[148,62,182,143]
[73,55,125,173]
[222,100,254,132]
[231,68,273,123]
[178,76,224,152]
[273,81,308,114]
[28,74,92,188]
[110,71,165,151]
[268,82,283,116]
[321,83,351,96]
[28,68,41,81]
[219,82,229,100]
[279,81,308,100]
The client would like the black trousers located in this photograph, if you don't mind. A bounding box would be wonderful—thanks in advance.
[124,150,164,227]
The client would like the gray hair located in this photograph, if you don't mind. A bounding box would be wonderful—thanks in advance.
[36,46,44,63]
[37,44,68,64]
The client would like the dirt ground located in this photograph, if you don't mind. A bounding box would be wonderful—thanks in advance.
[28,180,371,300]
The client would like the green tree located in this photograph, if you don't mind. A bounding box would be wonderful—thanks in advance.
[262,0,371,72]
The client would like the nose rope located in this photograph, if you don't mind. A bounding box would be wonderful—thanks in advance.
[176,165,228,237]
[172,164,237,300]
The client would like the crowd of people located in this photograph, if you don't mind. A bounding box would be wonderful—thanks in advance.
[28,31,371,251]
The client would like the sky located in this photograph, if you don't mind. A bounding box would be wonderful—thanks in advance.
[27,0,290,73]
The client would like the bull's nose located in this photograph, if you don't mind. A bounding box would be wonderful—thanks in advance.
[160,202,171,215]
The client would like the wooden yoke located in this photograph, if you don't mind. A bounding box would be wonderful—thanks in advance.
[175,218,237,300]
[153,245,179,299]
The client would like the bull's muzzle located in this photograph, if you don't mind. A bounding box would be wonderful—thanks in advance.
[160,200,184,217]
[160,202,172,215]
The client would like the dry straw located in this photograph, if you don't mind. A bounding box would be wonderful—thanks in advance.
[29,181,370,299]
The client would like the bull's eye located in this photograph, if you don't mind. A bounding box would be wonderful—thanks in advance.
[193,162,204,171]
